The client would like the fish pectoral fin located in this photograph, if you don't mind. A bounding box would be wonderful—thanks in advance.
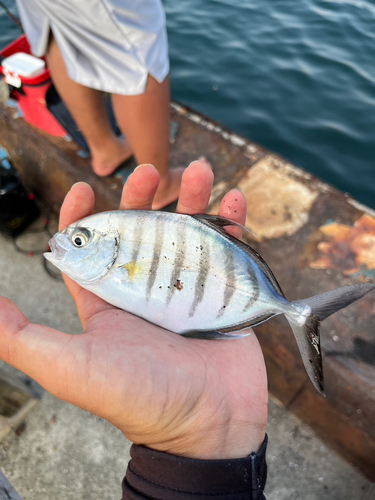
[180,329,251,340]
[118,259,152,281]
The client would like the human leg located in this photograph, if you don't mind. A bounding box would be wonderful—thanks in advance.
[111,75,184,210]
[46,36,132,175]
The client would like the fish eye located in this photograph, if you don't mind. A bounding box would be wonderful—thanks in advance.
[71,228,91,248]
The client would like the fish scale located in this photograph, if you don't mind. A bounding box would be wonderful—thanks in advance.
[45,210,375,396]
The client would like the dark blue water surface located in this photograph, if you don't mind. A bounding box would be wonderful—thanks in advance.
[1,0,374,208]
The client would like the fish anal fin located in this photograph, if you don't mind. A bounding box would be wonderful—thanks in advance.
[180,313,279,340]
[180,330,251,340]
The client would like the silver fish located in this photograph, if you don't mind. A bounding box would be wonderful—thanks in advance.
[44,211,374,396]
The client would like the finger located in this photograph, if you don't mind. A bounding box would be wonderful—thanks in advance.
[176,159,214,215]
[59,182,95,231]
[57,182,113,326]
[0,297,113,412]
[120,164,160,210]
[218,189,247,239]
[0,297,78,400]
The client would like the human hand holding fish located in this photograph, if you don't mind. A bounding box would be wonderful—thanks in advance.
[1,158,373,464]
[0,159,269,460]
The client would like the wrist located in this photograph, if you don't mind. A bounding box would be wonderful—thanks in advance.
[165,425,267,460]
[126,394,268,460]
[130,418,267,460]
[153,396,268,460]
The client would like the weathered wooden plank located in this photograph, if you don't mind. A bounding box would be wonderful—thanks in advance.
[0,103,266,214]
[0,106,123,213]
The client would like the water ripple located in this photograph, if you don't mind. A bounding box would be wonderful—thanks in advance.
[165,0,375,208]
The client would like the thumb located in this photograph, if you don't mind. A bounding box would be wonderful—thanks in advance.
[0,297,78,400]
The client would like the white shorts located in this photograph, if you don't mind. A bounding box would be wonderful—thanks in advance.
[15,0,170,95]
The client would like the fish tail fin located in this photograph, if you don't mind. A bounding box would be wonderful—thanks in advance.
[285,311,324,396]
[285,283,374,396]
[298,283,375,321]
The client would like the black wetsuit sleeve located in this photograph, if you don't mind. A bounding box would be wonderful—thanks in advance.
[122,435,268,500]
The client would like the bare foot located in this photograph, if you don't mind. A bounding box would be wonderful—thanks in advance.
[152,167,185,210]
[91,137,133,176]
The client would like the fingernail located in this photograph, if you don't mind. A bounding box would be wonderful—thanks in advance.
[134,163,155,171]
[69,181,88,191]
[198,157,213,169]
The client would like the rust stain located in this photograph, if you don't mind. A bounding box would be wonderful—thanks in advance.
[311,214,375,276]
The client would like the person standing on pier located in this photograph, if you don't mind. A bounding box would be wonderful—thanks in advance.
[15,0,184,209]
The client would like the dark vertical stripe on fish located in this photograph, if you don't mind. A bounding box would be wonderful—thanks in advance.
[218,250,236,317]
[189,239,210,317]
[243,263,260,311]
[146,219,164,299]
[166,223,186,306]
[131,217,144,264]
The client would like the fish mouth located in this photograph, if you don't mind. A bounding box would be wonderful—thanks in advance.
[44,237,66,262]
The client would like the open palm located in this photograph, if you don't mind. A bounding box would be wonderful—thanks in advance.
[0,160,268,459]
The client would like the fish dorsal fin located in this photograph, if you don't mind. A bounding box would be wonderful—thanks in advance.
[192,214,257,238]
[192,214,285,298]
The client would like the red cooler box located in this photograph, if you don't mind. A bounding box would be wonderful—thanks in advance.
[0,35,66,137]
